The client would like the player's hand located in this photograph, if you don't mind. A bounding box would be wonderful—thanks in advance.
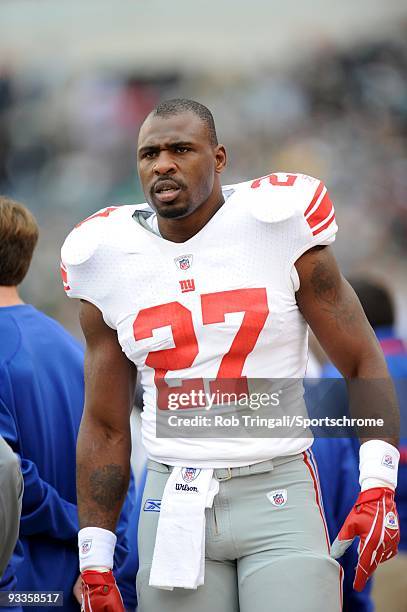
[80,569,124,611]
[331,487,400,591]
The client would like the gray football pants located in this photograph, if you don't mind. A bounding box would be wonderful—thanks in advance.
[0,436,23,577]
[137,451,342,612]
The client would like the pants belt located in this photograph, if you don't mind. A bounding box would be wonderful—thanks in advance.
[213,460,275,480]
[147,458,277,481]
[147,452,304,481]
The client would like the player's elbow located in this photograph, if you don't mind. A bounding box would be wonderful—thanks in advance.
[340,343,389,379]
[79,405,131,446]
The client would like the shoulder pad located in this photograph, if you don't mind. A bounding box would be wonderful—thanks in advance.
[246,172,324,223]
[61,205,121,266]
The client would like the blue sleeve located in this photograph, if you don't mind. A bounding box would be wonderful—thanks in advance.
[334,441,367,611]
[0,399,78,540]
[316,372,374,611]
[114,470,135,572]
[320,363,342,378]
[115,466,147,611]
[313,438,373,612]
[19,458,78,539]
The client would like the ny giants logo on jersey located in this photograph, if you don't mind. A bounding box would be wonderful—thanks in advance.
[179,279,195,293]
[174,254,193,270]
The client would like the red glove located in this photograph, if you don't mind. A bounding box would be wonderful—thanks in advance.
[331,487,400,591]
[81,570,124,611]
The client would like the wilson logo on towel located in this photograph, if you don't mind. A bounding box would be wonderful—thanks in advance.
[175,483,198,492]
[143,499,162,512]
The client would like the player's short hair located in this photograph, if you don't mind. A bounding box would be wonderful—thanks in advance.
[348,278,394,328]
[151,98,218,146]
[0,196,39,286]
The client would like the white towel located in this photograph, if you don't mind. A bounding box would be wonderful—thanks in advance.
[149,466,219,590]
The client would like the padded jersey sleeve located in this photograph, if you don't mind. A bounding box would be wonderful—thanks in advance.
[249,172,337,247]
[288,174,338,291]
[292,173,337,254]
[247,172,338,291]
[60,206,121,327]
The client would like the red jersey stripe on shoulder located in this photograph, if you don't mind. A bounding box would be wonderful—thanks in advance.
[75,206,120,228]
[312,214,336,236]
[60,262,70,291]
[307,192,334,229]
[304,180,324,217]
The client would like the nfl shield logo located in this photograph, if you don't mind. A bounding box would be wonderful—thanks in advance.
[382,454,394,469]
[267,489,288,507]
[81,539,92,555]
[385,511,398,530]
[174,254,193,270]
[181,467,201,482]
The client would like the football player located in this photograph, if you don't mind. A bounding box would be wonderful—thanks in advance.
[62,99,400,612]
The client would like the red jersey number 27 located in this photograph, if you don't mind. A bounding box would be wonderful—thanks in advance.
[133,288,269,410]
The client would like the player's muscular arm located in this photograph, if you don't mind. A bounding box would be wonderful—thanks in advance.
[295,245,399,447]
[77,301,137,531]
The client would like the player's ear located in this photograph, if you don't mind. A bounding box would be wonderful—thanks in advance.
[214,145,227,174]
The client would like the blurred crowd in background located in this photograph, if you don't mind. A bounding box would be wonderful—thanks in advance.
[0,24,406,337]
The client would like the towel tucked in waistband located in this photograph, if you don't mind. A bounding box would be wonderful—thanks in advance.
[149,466,219,590]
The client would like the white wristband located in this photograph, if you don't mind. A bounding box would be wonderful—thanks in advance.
[78,527,116,572]
[359,440,399,491]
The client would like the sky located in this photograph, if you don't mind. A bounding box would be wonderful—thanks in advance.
[1,0,406,72]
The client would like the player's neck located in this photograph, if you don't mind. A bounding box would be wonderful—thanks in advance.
[157,193,225,243]
[0,286,24,307]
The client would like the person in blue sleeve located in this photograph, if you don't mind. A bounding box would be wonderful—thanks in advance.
[312,438,373,611]
[116,466,147,612]
[321,277,407,611]
[0,196,137,611]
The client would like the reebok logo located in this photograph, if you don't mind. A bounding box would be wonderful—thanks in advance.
[143,498,161,512]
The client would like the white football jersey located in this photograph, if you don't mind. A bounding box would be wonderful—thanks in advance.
[61,172,338,467]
